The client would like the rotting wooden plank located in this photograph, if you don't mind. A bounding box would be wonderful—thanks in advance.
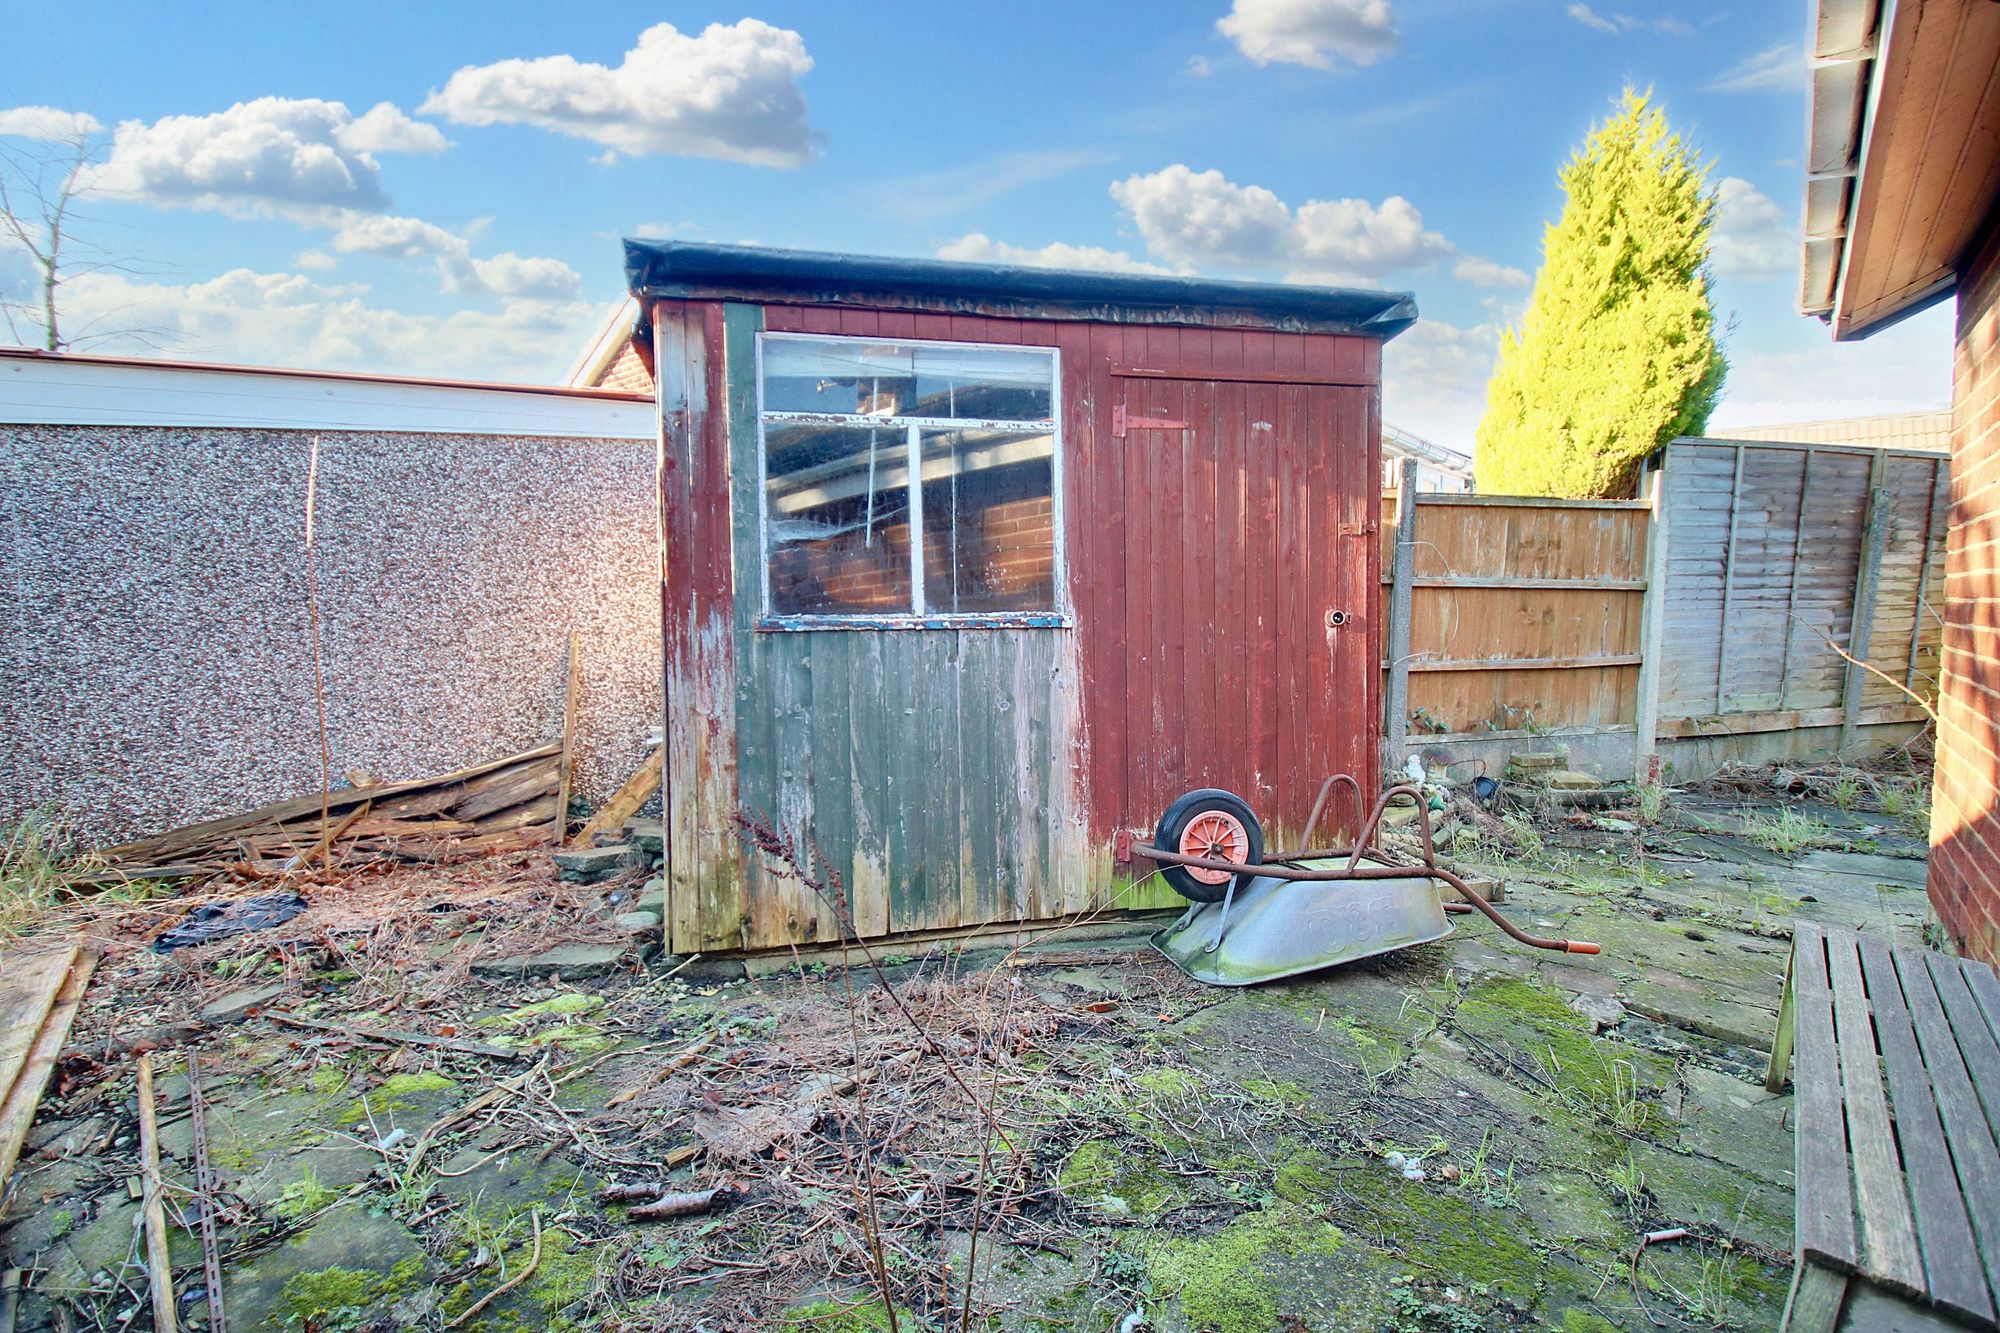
[1857,938,1994,1326]
[555,630,580,844]
[1791,925,1860,1272]
[1908,459,1948,691]
[956,631,1002,928]
[0,949,75,1115]
[0,951,96,1209]
[1826,933,1925,1297]
[136,1054,178,1333]
[1780,1263,1849,1333]
[576,751,664,848]
[1779,448,1816,711]
[1897,946,2000,1312]
[1841,451,1893,754]
[1767,937,1799,1092]
[846,632,890,939]
[1714,442,1748,713]
[1927,952,2000,1145]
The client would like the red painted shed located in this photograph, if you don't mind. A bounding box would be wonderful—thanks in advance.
[622,242,1416,953]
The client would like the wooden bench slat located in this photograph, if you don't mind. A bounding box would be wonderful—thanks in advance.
[1928,953,2000,1150]
[1793,924,1860,1271]
[1859,938,1996,1327]
[1826,931,1927,1298]
[1958,960,2000,1069]
[1898,945,2000,1317]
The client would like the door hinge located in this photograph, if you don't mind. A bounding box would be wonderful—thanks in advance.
[1338,518,1378,536]
[1112,404,1190,438]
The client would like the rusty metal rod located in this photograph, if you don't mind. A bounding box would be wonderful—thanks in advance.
[1299,773,1365,850]
[1132,844,1600,955]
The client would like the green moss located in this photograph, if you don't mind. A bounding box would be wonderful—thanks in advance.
[1148,1205,1346,1333]
[48,1208,73,1239]
[1241,1076,1309,1107]
[1455,978,1661,1128]
[779,1296,918,1331]
[338,1071,457,1125]
[525,1229,602,1315]
[1272,1147,1343,1204]
[477,993,605,1028]
[281,1265,382,1327]
[1339,1159,1545,1305]
[1059,1140,1179,1217]
[1559,1310,1622,1333]
[308,1066,350,1096]
[274,1163,338,1221]
[1130,1067,1195,1097]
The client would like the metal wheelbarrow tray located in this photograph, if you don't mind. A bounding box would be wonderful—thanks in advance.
[1138,776,1600,987]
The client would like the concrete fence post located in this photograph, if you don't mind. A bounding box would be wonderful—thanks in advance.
[1383,457,1419,779]
[1632,456,1670,782]
[1840,449,1892,756]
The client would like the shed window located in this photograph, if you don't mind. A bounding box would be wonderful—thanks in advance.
[758,334,1062,624]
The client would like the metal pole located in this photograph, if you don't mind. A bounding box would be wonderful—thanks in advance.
[1383,457,1419,779]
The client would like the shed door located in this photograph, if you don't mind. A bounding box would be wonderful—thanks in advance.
[1112,376,1377,845]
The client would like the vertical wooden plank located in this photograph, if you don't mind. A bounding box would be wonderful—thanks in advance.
[1790,925,1859,1272]
[1825,932,1924,1296]
[1858,938,1994,1326]
[1906,456,1946,690]
[1247,381,1282,812]
[1081,324,1126,849]
[1384,457,1419,779]
[136,1054,178,1333]
[1274,379,1308,827]
[1714,442,1747,713]
[656,302,699,951]
[1632,461,1668,780]
[1898,947,2000,1310]
[1778,448,1816,710]
[1212,381,1250,811]
[1779,1264,1849,1333]
[846,634,890,938]
[1182,381,1217,794]
[1841,449,1892,754]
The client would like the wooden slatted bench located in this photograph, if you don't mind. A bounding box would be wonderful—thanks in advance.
[1767,922,2000,1331]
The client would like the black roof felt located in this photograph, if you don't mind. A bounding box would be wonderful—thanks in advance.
[623,241,1416,339]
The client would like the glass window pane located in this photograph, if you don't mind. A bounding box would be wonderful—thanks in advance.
[764,422,914,615]
[919,428,1057,614]
[763,338,1052,421]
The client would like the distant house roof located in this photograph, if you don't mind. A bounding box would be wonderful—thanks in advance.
[1706,410,1951,453]
[621,240,1418,338]
[1800,0,2000,337]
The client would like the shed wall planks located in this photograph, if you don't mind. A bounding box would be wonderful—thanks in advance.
[664,300,1383,950]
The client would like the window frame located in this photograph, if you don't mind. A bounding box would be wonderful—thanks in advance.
[753,330,1069,631]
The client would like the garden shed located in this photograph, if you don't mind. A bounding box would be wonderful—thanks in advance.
[623,241,1415,953]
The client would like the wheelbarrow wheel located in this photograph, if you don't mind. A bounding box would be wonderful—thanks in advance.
[1155,789,1264,903]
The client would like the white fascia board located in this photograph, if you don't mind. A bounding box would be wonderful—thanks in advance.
[0,355,656,439]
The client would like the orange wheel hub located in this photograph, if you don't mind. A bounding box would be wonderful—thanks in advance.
[1178,811,1249,886]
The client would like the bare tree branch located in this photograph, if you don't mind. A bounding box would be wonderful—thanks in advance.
[1791,612,1940,724]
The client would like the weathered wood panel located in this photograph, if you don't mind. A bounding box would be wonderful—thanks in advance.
[1657,439,1947,729]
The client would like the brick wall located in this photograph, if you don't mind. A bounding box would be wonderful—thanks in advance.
[1932,208,2000,962]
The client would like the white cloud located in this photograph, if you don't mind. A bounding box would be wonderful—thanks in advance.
[1707,43,1801,94]
[293,249,337,272]
[60,265,597,380]
[1109,164,1453,281]
[330,213,580,300]
[1710,177,1794,282]
[0,106,102,141]
[83,97,446,222]
[1567,5,1693,36]
[1187,55,1214,77]
[421,20,818,167]
[336,101,452,154]
[1565,4,1618,33]
[1216,0,1397,69]
[936,233,1175,275]
[1453,256,1530,288]
[1383,317,1501,447]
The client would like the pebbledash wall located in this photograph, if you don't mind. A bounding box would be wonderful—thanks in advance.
[1934,214,2000,960]
[0,350,661,846]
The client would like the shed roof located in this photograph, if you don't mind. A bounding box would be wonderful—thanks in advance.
[623,241,1416,339]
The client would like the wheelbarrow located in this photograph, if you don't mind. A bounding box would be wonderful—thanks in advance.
[1136,775,1601,986]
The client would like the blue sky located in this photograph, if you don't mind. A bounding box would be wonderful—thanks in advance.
[0,0,1954,445]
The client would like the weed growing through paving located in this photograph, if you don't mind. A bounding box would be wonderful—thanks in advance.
[1736,806,1835,856]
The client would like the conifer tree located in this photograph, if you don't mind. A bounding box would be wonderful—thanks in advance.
[1474,89,1726,497]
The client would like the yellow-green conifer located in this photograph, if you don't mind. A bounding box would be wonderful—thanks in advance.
[1474,89,1727,497]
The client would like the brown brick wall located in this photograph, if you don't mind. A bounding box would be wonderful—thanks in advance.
[1933,206,2000,962]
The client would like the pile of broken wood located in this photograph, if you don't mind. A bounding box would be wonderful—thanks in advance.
[90,744,566,886]
[0,948,98,1214]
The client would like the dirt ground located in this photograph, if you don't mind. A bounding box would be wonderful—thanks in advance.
[0,783,1933,1333]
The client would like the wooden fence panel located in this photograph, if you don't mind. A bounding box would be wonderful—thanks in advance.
[1658,443,1736,716]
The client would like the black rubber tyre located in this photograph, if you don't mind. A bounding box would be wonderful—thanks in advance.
[1154,788,1265,903]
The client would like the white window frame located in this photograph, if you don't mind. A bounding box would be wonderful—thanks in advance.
[754,331,1068,630]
